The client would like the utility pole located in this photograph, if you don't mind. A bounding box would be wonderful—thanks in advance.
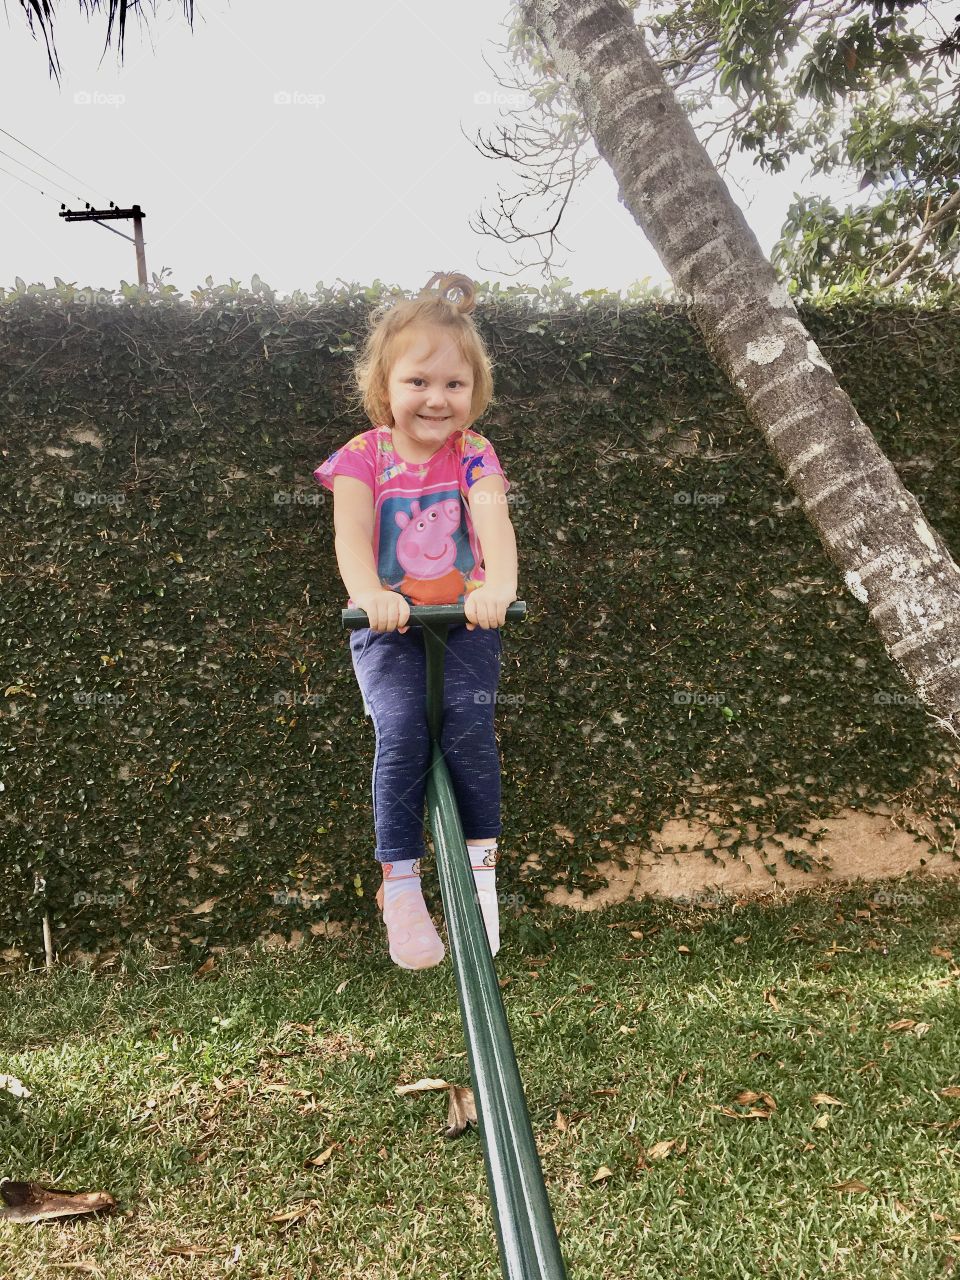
[58,202,148,286]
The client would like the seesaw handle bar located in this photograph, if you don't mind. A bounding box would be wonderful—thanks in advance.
[341,601,527,630]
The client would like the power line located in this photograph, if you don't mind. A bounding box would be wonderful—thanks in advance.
[0,146,85,203]
[0,162,54,201]
[0,125,107,205]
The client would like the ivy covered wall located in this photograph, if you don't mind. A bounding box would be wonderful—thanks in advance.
[2,279,958,964]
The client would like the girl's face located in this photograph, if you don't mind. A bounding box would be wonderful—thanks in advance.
[386,327,475,461]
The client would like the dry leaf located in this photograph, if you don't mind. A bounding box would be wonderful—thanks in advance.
[335,979,351,994]
[163,1245,211,1258]
[0,1179,116,1224]
[763,989,780,1012]
[811,1093,844,1107]
[193,956,216,979]
[0,1075,30,1099]
[646,1139,677,1161]
[305,1145,336,1168]
[395,1077,450,1096]
[830,1179,870,1193]
[677,945,691,955]
[887,1019,917,1031]
[590,1165,614,1183]
[446,1085,478,1139]
[555,1110,568,1132]
[735,1090,776,1111]
[931,946,953,960]
[268,1200,319,1225]
[812,1113,830,1130]
[939,1086,960,1099]
[715,1105,772,1120]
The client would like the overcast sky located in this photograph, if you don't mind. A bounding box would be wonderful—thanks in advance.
[0,0,857,299]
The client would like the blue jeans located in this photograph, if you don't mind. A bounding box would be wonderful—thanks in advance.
[348,624,503,863]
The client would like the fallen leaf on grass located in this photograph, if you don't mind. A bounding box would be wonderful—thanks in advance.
[886,1019,931,1037]
[735,1090,777,1112]
[713,1089,776,1119]
[732,935,750,944]
[939,1086,960,1099]
[677,945,691,955]
[812,1114,831,1130]
[395,1077,450,1096]
[395,1076,478,1138]
[555,1110,568,1132]
[931,947,953,960]
[445,1085,478,1139]
[268,1200,321,1225]
[193,956,217,979]
[646,1139,678,1161]
[304,1145,337,1168]
[163,1245,211,1258]
[811,1093,845,1107]
[763,989,780,1012]
[590,1166,614,1183]
[0,1179,116,1224]
[0,1075,30,1099]
[830,1179,870,1194]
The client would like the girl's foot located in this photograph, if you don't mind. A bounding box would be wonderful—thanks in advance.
[377,862,446,971]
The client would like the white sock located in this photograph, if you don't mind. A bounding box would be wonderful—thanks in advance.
[467,841,500,957]
[382,857,424,907]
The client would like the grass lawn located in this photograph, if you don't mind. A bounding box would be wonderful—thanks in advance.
[1,873,959,1280]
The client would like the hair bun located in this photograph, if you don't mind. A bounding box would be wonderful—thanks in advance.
[419,271,476,315]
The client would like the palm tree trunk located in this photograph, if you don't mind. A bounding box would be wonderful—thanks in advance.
[519,0,960,740]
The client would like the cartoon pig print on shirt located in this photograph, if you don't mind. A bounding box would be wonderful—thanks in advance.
[390,498,467,604]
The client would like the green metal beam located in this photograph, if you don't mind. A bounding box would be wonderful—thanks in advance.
[342,601,569,1280]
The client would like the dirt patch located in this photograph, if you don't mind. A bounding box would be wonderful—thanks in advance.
[530,802,958,910]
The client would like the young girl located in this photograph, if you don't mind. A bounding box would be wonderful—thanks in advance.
[313,271,519,971]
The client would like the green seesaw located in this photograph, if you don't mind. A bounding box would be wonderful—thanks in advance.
[342,600,569,1280]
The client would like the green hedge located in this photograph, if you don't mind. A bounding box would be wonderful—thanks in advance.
[2,278,958,963]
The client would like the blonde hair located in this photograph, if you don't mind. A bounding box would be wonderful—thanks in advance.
[351,272,495,430]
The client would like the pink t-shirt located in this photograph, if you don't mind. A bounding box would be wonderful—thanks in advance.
[313,424,511,608]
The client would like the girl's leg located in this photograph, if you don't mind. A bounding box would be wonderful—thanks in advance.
[438,624,504,957]
[437,624,503,843]
[350,626,446,969]
[349,627,432,863]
